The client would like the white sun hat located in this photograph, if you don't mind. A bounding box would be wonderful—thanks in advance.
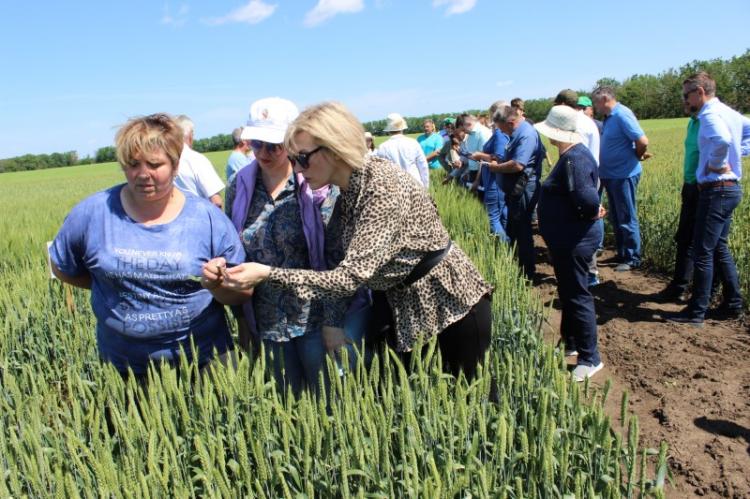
[241,97,299,143]
[534,105,582,144]
[383,112,408,132]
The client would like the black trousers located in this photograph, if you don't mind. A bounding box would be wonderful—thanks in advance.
[670,182,722,295]
[397,294,492,381]
[671,183,699,293]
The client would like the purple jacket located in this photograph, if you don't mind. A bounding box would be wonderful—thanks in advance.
[231,160,367,335]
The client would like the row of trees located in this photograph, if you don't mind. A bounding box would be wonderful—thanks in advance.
[0,151,81,174]
[363,49,750,134]
[0,133,235,174]
[3,50,748,173]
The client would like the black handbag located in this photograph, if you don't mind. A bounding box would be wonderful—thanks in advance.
[364,242,452,349]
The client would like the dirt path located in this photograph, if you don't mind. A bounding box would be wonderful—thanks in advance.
[533,236,750,498]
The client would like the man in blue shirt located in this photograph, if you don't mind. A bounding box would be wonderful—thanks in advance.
[666,72,750,326]
[490,104,545,280]
[592,86,650,272]
[226,127,254,183]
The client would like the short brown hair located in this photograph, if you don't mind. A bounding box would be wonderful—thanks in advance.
[510,97,525,111]
[285,102,367,170]
[683,71,716,97]
[115,113,184,169]
[592,86,616,102]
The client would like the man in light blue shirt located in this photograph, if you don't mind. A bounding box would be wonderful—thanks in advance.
[226,127,254,184]
[462,114,491,185]
[593,86,650,272]
[417,119,445,170]
[666,72,750,326]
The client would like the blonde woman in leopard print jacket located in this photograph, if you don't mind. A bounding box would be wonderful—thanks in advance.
[215,102,494,379]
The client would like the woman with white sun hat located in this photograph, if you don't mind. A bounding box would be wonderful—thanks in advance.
[535,105,607,382]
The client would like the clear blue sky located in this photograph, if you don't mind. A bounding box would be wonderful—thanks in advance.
[1,0,748,159]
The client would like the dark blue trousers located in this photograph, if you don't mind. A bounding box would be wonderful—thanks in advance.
[687,183,743,318]
[549,244,601,367]
[482,169,508,241]
[506,179,539,280]
[602,173,642,266]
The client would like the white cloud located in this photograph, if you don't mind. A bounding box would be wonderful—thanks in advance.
[496,80,513,87]
[432,0,476,16]
[303,0,364,27]
[205,0,277,26]
[161,3,189,27]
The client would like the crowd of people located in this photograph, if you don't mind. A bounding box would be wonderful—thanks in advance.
[49,71,748,391]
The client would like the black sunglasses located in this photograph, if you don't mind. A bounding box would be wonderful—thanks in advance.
[291,146,324,169]
[249,140,283,153]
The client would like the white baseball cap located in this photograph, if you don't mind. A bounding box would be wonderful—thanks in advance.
[241,97,299,143]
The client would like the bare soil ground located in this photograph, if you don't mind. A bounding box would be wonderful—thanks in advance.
[533,236,750,498]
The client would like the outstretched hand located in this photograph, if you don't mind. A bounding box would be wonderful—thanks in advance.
[222,262,271,290]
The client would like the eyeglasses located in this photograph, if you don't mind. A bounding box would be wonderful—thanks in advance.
[682,88,698,101]
[249,140,283,153]
[290,146,324,169]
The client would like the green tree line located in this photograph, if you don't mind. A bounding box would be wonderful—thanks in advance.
[3,50,748,173]
[363,49,750,134]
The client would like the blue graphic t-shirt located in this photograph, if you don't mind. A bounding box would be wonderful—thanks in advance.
[50,185,246,373]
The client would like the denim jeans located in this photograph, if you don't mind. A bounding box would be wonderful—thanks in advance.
[506,178,539,280]
[687,183,743,318]
[340,303,374,370]
[482,169,508,241]
[602,173,641,266]
[263,303,372,397]
[549,245,601,367]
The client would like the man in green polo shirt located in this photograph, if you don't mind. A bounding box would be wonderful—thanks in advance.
[658,107,700,301]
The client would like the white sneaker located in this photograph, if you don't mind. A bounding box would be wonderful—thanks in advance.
[572,362,604,382]
[564,349,578,357]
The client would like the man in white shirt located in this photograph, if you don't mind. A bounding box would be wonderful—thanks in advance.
[554,89,600,163]
[174,115,225,209]
[375,113,429,188]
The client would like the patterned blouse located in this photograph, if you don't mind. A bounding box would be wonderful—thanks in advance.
[226,175,345,342]
[268,156,493,352]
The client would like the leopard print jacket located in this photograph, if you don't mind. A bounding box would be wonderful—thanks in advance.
[267,156,492,352]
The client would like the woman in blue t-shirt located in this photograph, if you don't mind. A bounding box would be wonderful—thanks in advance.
[50,113,250,379]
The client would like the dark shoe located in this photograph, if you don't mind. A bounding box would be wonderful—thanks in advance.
[654,285,689,304]
[663,310,704,328]
[707,306,745,321]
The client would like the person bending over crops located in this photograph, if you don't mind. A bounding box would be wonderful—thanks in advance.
[535,106,606,381]
[224,97,371,397]
[470,100,511,242]
[488,104,546,281]
[49,113,250,380]
[210,101,494,381]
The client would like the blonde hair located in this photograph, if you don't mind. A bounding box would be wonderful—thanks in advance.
[115,113,184,169]
[285,102,367,170]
